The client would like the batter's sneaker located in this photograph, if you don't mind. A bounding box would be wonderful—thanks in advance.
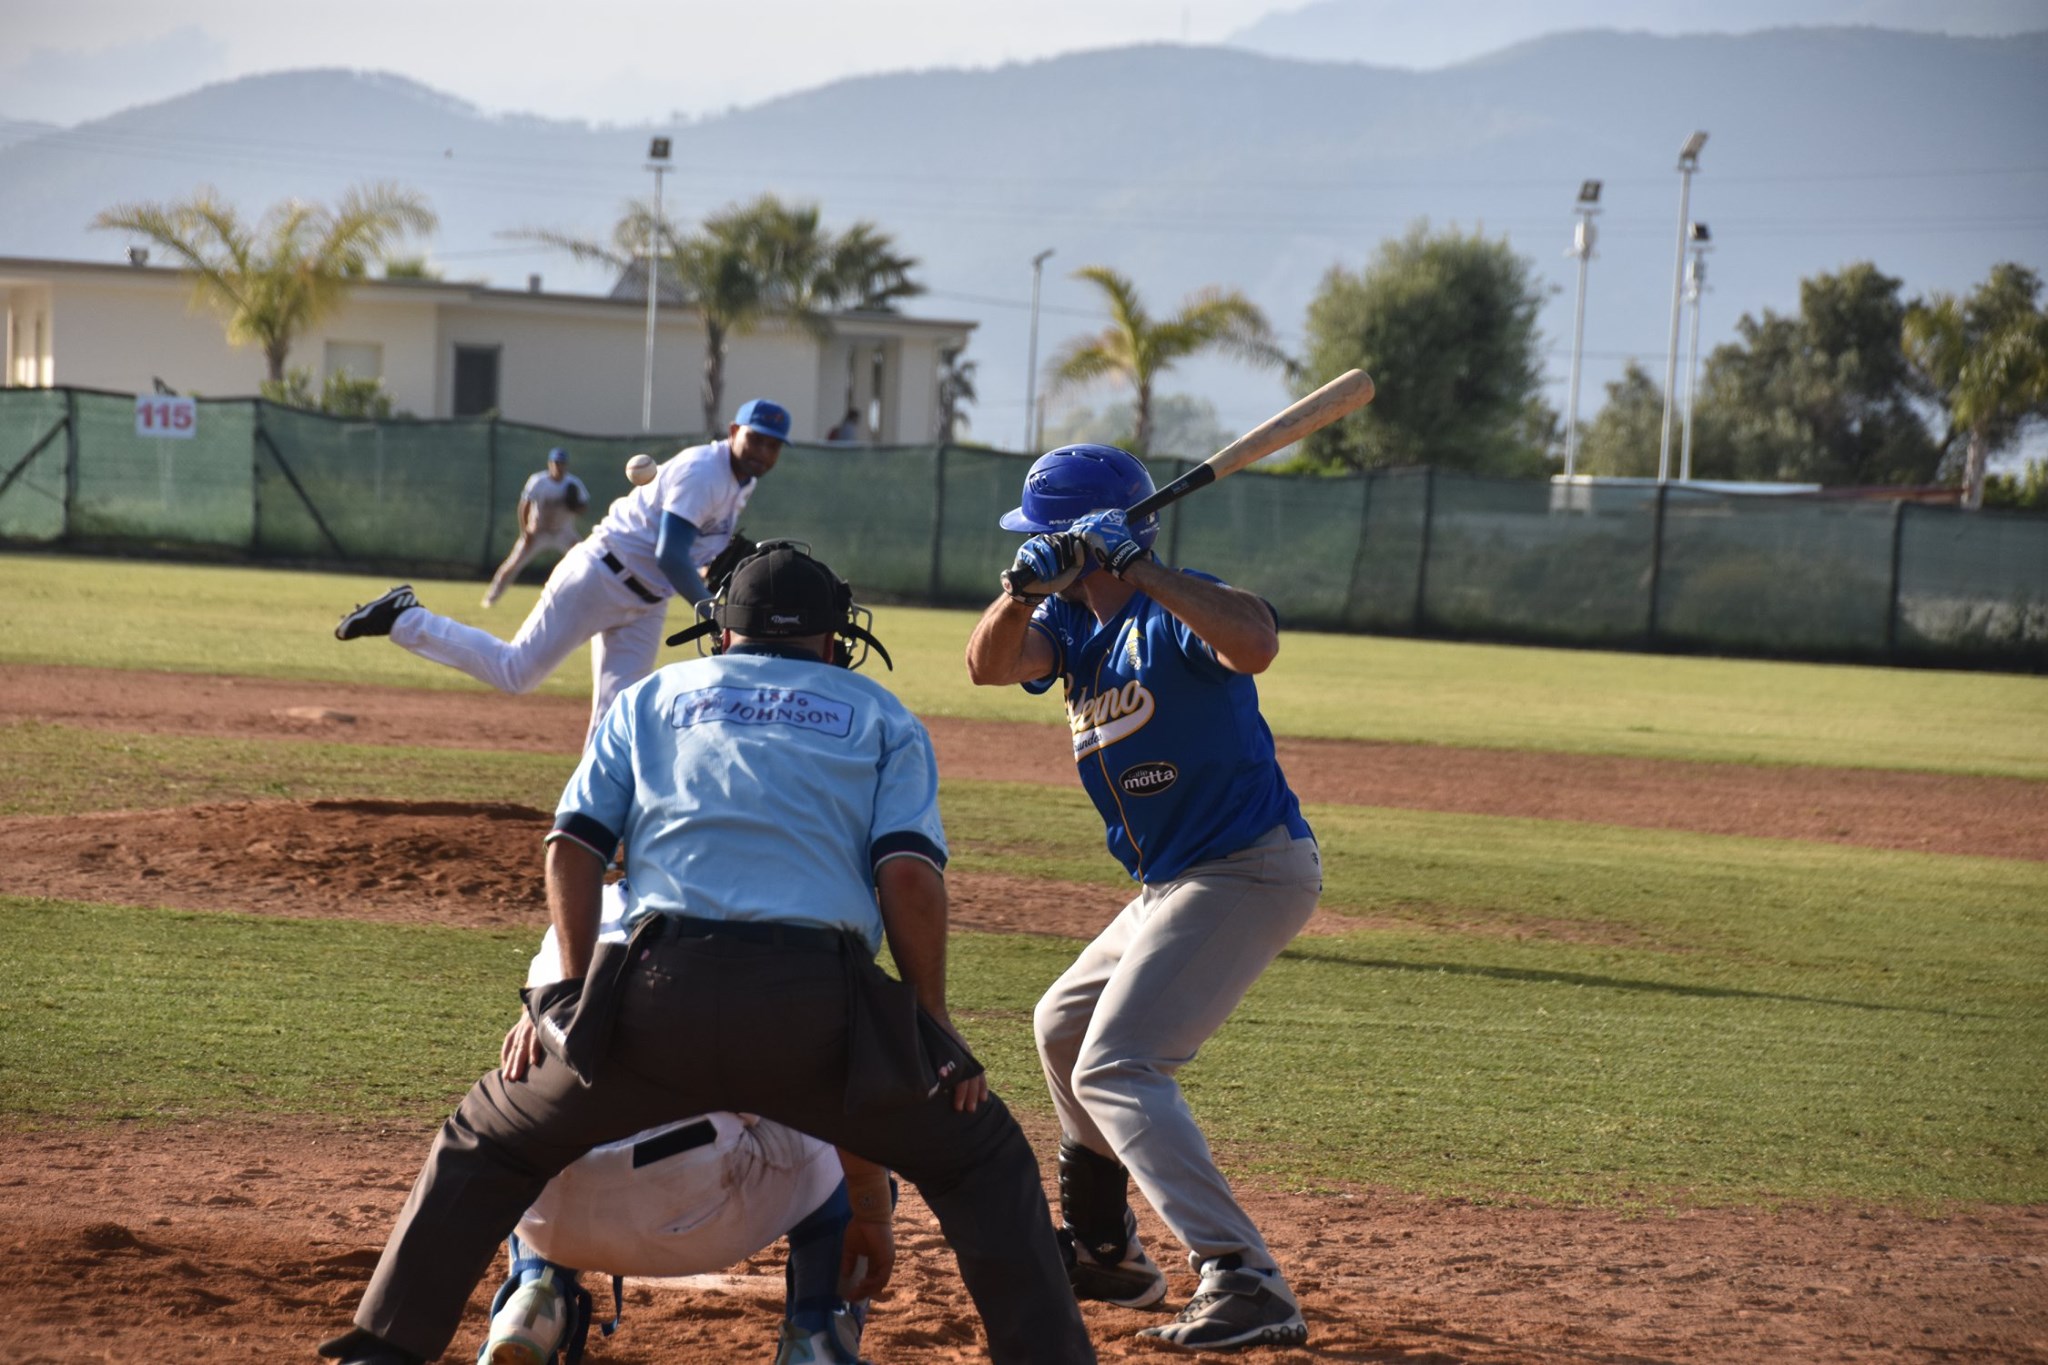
[772,1309,869,1364]
[1060,1218,1168,1309]
[335,585,420,640]
[479,1268,569,1365]
[1137,1263,1308,1352]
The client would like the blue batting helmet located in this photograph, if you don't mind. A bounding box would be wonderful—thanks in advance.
[999,444,1160,551]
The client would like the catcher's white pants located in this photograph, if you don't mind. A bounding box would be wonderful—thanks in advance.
[1034,826,1321,1277]
[516,1112,842,1276]
[483,524,582,605]
[389,541,667,745]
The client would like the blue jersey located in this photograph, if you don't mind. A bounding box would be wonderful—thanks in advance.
[1025,571,1310,883]
[549,644,947,953]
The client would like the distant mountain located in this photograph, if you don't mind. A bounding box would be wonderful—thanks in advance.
[1228,0,2048,68]
[0,116,56,153]
[3,32,2044,450]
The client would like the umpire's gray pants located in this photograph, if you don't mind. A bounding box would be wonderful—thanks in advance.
[1034,826,1321,1276]
[354,932,1096,1364]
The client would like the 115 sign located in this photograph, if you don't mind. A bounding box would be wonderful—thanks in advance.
[135,395,198,438]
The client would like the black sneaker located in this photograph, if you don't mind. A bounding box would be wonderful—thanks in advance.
[316,1326,425,1365]
[1137,1266,1307,1352]
[335,585,420,640]
[1059,1222,1168,1309]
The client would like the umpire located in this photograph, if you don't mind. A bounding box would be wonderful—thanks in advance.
[321,542,1095,1365]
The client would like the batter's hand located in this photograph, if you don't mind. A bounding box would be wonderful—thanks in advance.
[1071,509,1146,578]
[1002,533,1085,600]
[501,1014,544,1081]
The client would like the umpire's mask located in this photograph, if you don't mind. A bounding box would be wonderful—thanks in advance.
[665,540,892,671]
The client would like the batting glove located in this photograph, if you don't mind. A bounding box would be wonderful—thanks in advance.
[1003,533,1087,600]
[1072,509,1147,578]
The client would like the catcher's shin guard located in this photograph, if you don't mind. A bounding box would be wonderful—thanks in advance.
[1057,1136,1134,1263]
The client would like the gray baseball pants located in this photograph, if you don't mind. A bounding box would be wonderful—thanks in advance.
[1034,826,1321,1276]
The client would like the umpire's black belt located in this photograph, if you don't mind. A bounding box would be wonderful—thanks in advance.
[647,913,847,954]
[600,550,663,604]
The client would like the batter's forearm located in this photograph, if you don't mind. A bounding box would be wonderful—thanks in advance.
[544,838,606,979]
[964,595,1043,686]
[1124,560,1279,673]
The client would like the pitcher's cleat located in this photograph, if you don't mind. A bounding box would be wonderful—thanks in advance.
[335,585,420,640]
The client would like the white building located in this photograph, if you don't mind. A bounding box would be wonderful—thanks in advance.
[0,255,974,442]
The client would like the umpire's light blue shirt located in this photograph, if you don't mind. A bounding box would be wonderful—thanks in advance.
[547,644,947,953]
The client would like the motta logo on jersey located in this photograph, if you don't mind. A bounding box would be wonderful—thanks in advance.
[1068,680,1155,759]
[1117,760,1178,797]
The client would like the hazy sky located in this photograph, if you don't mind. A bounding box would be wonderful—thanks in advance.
[0,2,1295,127]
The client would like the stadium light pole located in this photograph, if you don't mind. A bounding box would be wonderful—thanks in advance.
[1562,179,1602,479]
[641,136,672,433]
[1657,130,1707,482]
[1024,248,1055,451]
[1680,221,1712,483]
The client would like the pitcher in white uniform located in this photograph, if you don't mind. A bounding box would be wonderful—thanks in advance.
[334,399,793,746]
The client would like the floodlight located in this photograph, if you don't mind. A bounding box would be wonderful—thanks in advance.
[1577,179,1602,205]
[648,137,672,161]
[1677,130,1708,167]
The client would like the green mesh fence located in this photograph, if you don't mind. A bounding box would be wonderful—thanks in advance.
[1896,503,2048,660]
[0,388,69,543]
[4,386,2043,670]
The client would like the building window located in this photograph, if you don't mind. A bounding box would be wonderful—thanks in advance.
[453,344,500,417]
[325,340,384,384]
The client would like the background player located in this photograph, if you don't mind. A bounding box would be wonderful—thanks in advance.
[963,444,1323,1354]
[475,882,890,1365]
[482,448,589,609]
[333,398,792,745]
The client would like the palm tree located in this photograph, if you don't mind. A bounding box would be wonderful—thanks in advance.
[92,183,436,383]
[937,345,977,442]
[1048,266,1287,455]
[1904,264,2048,509]
[514,193,922,433]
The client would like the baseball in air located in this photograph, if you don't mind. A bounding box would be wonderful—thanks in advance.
[625,453,657,485]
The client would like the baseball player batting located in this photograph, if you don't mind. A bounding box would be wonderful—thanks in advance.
[333,399,791,746]
[481,448,590,609]
[473,883,889,1365]
[964,443,1322,1353]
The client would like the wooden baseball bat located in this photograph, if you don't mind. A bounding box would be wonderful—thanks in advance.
[1006,367,1375,592]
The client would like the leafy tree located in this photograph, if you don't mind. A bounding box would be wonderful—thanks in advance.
[260,366,398,419]
[518,193,921,432]
[1293,222,1551,476]
[1573,363,1666,476]
[1983,460,2048,512]
[1702,263,1938,486]
[1905,263,2048,508]
[1048,267,1285,456]
[382,256,442,281]
[92,183,436,383]
[1042,393,1234,461]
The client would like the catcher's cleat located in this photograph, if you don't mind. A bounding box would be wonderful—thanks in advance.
[771,1308,870,1365]
[335,585,420,640]
[480,1267,570,1365]
[1058,1210,1168,1310]
[1136,1262,1307,1352]
[316,1326,426,1365]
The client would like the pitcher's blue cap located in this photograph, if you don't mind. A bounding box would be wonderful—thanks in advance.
[732,399,792,443]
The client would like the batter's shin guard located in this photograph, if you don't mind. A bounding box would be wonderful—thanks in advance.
[1057,1136,1134,1262]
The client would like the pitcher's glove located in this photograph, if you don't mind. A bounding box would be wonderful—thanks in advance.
[703,531,758,596]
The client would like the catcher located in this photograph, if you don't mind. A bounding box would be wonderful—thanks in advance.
[482,449,590,608]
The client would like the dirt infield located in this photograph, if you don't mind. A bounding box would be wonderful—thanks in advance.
[2,664,2045,1362]
[5,662,2047,860]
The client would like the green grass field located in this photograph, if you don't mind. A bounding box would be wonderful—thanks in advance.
[6,552,2046,774]
[1,551,2044,1207]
